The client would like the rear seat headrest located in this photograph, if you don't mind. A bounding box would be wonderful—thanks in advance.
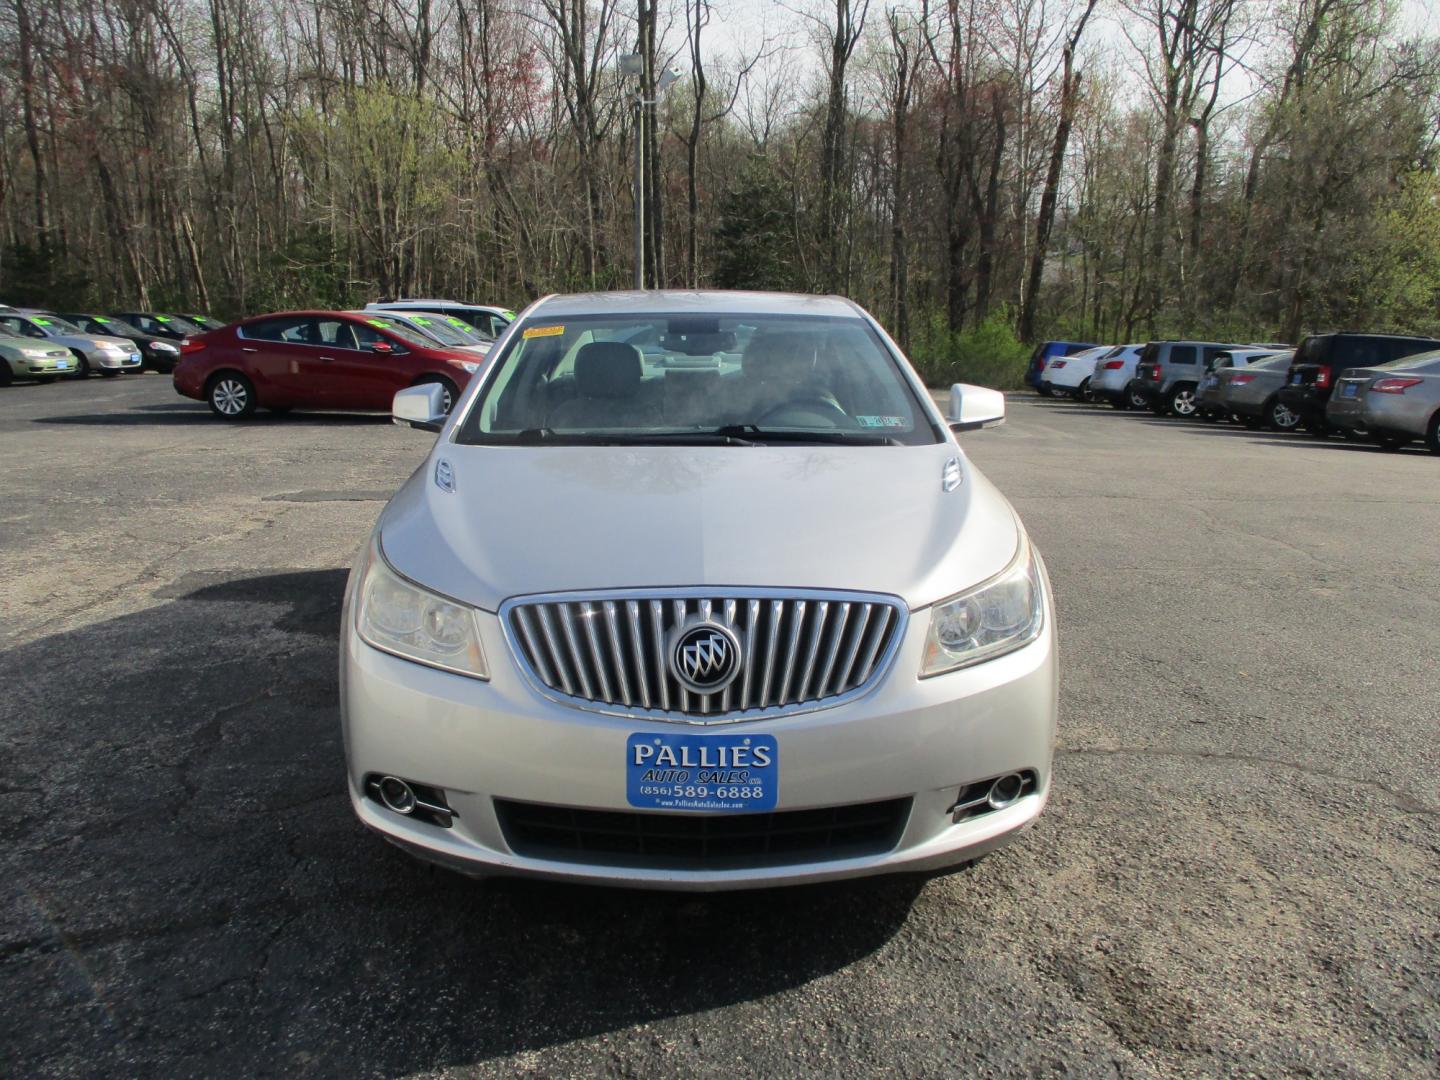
[574,341,643,398]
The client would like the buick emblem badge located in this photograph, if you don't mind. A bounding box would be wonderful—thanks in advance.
[670,622,742,695]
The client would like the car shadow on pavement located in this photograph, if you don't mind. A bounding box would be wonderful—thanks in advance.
[1,569,923,1076]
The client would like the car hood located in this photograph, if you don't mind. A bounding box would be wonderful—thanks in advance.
[378,443,1021,612]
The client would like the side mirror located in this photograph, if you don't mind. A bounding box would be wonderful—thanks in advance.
[948,383,1005,432]
[370,340,394,355]
[393,384,446,432]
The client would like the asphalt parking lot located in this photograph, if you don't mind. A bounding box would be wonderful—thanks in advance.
[2,375,1437,1077]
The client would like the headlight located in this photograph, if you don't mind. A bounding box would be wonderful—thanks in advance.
[356,546,488,679]
[459,361,480,373]
[150,340,179,353]
[21,347,51,358]
[920,538,1044,677]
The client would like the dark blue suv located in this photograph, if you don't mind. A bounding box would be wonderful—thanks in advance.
[1027,341,1100,394]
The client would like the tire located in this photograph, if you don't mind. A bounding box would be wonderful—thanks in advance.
[0,364,12,387]
[1077,377,1093,403]
[1128,388,1150,409]
[1426,412,1440,455]
[414,375,459,415]
[1169,385,1199,418]
[69,350,90,379]
[1371,431,1410,451]
[206,371,257,419]
[1266,397,1302,432]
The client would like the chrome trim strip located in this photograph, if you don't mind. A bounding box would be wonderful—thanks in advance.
[499,586,910,727]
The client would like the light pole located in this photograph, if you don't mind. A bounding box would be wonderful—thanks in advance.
[621,54,683,291]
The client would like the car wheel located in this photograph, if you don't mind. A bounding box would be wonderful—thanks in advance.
[1077,377,1093,402]
[415,375,458,415]
[207,372,257,419]
[1169,385,1198,418]
[69,351,90,378]
[1426,412,1440,455]
[1128,388,1149,409]
[1267,398,1301,432]
[0,364,12,387]
[1371,431,1410,451]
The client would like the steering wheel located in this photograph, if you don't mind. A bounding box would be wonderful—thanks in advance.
[757,396,852,428]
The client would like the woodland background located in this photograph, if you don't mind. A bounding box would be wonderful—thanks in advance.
[2,0,1439,383]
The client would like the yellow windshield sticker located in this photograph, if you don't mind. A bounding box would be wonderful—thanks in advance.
[523,324,563,339]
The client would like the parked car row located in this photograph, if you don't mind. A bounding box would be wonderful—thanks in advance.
[0,298,515,402]
[171,300,514,418]
[1032,331,1440,454]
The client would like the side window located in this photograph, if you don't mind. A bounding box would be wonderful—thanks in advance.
[353,322,404,354]
[1170,345,1197,366]
[0,317,22,336]
[315,319,358,349]
[1213,355,1232,369]
[20,319,49,339]
[243,316,305,342]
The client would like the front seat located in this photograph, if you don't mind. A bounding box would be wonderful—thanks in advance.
[546,341,655,429]
[740,330,844,418]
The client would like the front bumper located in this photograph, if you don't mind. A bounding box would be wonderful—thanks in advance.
[94,350,143,370]
[341,582,1058,890]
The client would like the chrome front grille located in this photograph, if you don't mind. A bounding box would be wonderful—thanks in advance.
[502,589,908,724]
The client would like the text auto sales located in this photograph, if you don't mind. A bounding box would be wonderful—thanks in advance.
[631,741,772,785]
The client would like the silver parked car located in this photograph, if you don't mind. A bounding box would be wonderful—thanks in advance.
[0,313,142,377]
[1195,348,1285,418]
[1219,352,1301,430]
[0,329,76,384]
[352,311,491,359]
[341,290,1058,890]
[1088,344,1146,408]
[1326,352,1440,452]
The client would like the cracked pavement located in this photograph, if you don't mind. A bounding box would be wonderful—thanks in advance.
[1,376,1437,1077]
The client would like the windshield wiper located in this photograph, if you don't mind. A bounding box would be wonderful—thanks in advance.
[506,428,756,446]
[711,425,902,446]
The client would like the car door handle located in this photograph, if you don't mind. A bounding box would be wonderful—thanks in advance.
[241,347,258,353]
[319,355,334,362]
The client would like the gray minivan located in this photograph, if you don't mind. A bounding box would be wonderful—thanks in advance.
[1130,340,1247,417]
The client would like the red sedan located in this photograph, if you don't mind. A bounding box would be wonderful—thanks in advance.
[172,310,484,419]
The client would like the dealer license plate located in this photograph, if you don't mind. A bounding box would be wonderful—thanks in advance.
[626,732,778,813]
[1343,383,1358,397]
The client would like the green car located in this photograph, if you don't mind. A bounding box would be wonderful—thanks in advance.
[0,329,75,385]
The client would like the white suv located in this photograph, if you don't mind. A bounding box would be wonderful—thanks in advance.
[342,291,1057,890]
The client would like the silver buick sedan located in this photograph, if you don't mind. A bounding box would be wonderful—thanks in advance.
[341,291,1057,889]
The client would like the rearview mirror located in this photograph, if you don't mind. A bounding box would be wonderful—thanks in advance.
[393,384,446,433]
[948,383,1005,432]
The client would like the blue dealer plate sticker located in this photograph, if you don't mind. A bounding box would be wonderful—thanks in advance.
[627,732,778,812]
[1343,383,1358,397]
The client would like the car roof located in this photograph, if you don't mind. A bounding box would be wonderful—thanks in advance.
[527,290,864,319]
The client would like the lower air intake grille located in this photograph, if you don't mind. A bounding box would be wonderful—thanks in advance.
[495,798,912,870]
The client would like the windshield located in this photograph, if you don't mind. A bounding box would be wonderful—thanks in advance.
[154,314,202,334]
[1253,353,1293,370]
[455,313,939,446]
[391,314,477,347]
[79,315,142,336]
[359,317,435,348]
[1372,350,1440,371]
[16,315,81,334]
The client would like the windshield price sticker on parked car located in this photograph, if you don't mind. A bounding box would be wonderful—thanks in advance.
[626,732,778,813]
[522,324,564,339]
